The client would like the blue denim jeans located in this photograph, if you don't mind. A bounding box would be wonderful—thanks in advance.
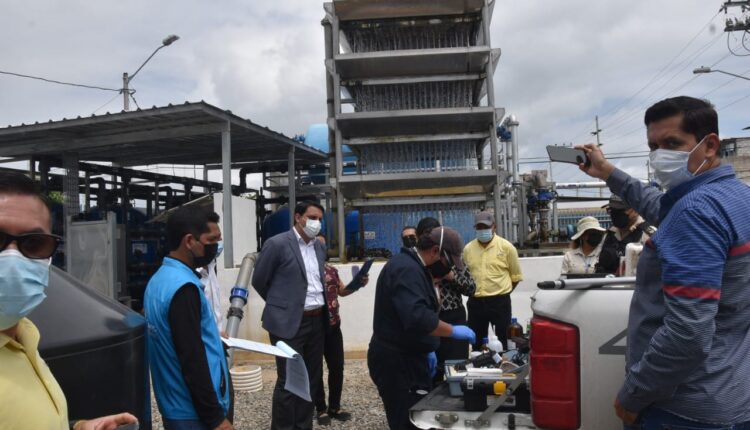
[624,407,750,430]
[162,419,211,430]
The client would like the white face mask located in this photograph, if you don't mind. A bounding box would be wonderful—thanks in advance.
[303,219,321,238]
[649,135,709,191]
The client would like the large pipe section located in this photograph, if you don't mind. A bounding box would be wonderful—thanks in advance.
[225,252,258,365]
[502,115,523,246]
[537,276,636,290]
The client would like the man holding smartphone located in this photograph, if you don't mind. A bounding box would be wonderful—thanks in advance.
[577,96,750,429]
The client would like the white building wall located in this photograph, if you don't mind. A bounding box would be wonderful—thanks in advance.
[218,255,565,352]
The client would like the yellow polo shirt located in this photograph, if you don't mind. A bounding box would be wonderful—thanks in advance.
[463,235,523,297]
[0,318,68,430]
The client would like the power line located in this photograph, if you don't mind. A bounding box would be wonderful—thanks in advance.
[0,69,120,92]
[727,30,750,56]
[605,44,729,141]
[701,65,750,97]
[92,93,122,115]
[604,33,725,136]
[599,11,722,131]
[719,92,750,109]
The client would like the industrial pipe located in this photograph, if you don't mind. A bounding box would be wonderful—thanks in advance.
[238,167,253,193]
[89,177,108,209]
[537,276,636,290]
[554,180,648,190]
[158,186,174,210]
[225,252,258,365]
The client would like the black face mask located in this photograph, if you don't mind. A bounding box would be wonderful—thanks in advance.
[610,210,630,229]
[402,235,417,248]
[427,260,452,278]
[192,241,218,268]
[585,232,604,247]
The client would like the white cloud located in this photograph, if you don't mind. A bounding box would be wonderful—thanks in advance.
[0,0,747,181]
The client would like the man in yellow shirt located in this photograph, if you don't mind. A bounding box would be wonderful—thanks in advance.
[0,171,137,430]
[463,211,523,351]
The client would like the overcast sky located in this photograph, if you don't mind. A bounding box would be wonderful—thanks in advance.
[1,0,747,191]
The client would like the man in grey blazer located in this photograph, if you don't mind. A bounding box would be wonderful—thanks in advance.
[252,200,327,430]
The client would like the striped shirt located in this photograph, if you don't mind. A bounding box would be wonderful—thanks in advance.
[608,165,750,425]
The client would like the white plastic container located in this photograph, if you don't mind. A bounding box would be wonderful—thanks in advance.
[623,243,644,277]
[230,365,263,392]
[487,324,504,354]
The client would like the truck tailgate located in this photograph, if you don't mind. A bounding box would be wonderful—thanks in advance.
[532,288,633,430]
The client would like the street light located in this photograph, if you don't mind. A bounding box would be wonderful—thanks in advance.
[122,34,180,111]
[693,66,750,81]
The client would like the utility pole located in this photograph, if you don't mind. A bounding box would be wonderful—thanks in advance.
[122,73,130,111]
[121,35,179,111]
[591,115,602,146]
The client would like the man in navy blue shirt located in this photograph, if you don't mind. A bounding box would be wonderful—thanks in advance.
[579,96,750,429]
[369,226,476,429]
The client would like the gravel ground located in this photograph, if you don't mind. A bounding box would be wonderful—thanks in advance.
[151,359,389,430]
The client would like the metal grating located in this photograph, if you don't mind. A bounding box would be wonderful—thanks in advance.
[357,140,479,174]
[362,201,485,253]
[341,15,481,52]
[349,79,479,111]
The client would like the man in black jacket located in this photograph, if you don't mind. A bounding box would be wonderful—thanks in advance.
[596,194,654,274]
[369,226,476,429]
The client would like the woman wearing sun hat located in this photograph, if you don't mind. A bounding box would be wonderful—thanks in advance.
[561,216,606,275]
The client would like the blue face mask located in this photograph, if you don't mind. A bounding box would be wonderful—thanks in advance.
[216,241,224,259]
[476,228,494,243]
[0,249,50,330]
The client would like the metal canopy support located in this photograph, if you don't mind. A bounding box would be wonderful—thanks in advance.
[288,147,296,229]
[324,17,341,260]
[331,10,348,262]
[221,121,234,269]
[62,152,80,237]
[481,0,503,232]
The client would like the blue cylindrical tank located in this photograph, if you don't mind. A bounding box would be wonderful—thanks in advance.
[345,210,360,250]
[305,125,329,185]
[304,124,357,177]
[262,206,291,242]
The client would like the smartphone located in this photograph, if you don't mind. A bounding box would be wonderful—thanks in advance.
[546,145,589,166]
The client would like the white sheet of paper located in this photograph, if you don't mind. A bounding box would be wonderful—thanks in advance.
[276,342,311,402]
[222,337,293,358]
[222,338,310,401]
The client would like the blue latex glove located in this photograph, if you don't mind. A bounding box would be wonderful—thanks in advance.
[427,352,437,378]
[450,325,476,345]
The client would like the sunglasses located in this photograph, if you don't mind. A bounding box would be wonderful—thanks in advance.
[0,231,62,259]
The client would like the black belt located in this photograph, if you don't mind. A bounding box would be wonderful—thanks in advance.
[303,307,323,317]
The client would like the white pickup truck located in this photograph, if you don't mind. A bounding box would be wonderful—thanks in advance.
[409,258,634,430]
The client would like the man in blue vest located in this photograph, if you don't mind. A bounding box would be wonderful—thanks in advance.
[145,207,232,430]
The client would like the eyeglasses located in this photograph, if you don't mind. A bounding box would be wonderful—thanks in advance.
[0,231,62,259]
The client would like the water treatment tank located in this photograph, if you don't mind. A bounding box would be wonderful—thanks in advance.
[262,205,292,242]
[29,266,150,429]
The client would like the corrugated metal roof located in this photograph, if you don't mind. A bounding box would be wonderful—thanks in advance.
[0,101,327,168]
